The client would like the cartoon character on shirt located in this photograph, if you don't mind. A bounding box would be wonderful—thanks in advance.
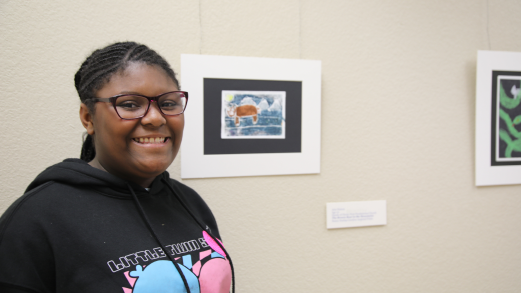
[123,232,231,293]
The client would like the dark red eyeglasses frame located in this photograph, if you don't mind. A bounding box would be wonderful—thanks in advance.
[92,91,189,120]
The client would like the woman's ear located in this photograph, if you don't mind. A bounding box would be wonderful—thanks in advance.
[79,104,95,135]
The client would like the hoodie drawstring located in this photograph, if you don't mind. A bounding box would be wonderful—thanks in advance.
[161,178,236,293]
[127,183,192,293]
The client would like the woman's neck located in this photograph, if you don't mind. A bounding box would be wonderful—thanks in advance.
[88,157,154,188]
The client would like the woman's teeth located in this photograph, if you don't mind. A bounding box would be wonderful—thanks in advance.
[133,137,167,144]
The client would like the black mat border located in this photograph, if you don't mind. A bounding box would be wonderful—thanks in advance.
[203,78,302,155]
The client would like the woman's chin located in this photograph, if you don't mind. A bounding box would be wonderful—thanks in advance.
[135,159,172,176]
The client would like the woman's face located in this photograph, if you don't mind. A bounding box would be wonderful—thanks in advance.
[80,62,184,187]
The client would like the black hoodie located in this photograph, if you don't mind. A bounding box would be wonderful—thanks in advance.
[0,159,232,293]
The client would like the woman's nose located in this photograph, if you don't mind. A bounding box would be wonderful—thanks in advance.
[141,102,166,127]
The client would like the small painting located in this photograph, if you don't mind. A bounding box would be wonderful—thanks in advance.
[221,90,286,139]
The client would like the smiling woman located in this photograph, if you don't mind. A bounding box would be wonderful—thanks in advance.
[0,42,234,293]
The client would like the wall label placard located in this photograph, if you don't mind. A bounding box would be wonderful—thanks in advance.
[326,200,387,229]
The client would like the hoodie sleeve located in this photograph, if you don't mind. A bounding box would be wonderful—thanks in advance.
[0,185,55,293]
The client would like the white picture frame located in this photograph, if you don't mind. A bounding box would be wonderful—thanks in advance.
[180,54,321,179]
[476,50,521,186]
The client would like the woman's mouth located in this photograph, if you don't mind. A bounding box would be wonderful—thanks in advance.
[132,137,169,144]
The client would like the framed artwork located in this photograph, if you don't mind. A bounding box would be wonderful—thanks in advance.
[476,50,521,186]
[180,54,321,178]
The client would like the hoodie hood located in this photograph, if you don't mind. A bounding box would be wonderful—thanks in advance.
[25,158,164,197]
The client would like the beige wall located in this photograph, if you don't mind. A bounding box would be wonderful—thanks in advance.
[2,0,521,292]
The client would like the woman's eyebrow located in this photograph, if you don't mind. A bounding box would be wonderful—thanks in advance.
[118,91,142,95]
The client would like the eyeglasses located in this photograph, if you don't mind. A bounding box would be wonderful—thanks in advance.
[92,91,188,120]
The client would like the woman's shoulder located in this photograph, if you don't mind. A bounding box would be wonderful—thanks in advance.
[165,177,221,236]
[2,180,62,219]
[167,178,212,211]
[168,178,202,198]
[0,180,84,232]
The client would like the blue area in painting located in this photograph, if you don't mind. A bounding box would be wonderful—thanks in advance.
[224,93,284,137]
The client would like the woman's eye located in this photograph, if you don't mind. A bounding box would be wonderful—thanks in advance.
[160,100,178,109]
[117,101,141,110]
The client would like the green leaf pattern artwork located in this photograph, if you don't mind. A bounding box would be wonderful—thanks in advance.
[498,80,521,157]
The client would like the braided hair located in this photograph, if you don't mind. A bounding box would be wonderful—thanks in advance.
[75,42,179,162]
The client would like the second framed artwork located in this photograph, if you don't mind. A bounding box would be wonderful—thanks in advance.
[180,54,321,178]
[476,50,521,186]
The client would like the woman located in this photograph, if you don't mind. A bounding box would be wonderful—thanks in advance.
[0,42,234,293]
